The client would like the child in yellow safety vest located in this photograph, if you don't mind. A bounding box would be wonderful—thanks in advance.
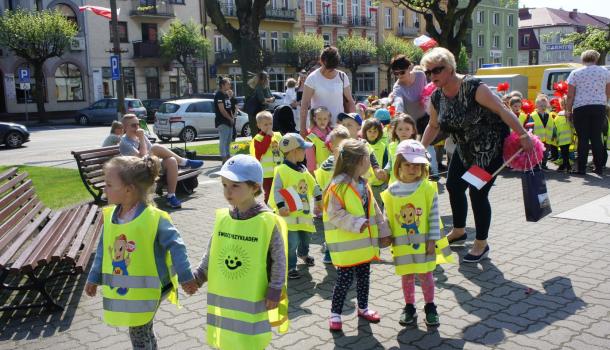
[305,106,333,172]
[384,114,418,183]
[524,94,555,169]
[551,97,575,173]
[85,156,198,348]
[381,140,454,327]
[362,118,389,209]
[194,154,289,350]
[269,133,322,280]
[323,139,392,332]
[250,111,283,203]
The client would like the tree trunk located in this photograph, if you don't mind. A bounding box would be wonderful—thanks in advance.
[238,39,264,135]
[386,66,393,92]
[183,62,199,95]
[32,62,46,123]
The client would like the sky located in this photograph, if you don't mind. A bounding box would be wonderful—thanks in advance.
[519,0,610,19]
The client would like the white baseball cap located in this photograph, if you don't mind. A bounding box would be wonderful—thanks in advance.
[396,139,430,165]
[214,154,263,184]
[279,133,313,153]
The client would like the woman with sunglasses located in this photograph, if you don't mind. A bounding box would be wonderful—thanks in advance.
[420,47,534,263]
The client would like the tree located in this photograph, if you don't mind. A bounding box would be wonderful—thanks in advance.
[0,10,77,122]
[285,33,324,72]
[391,0,483,58]
[561,24,610,65]
[160,20,211,96]
[377,35,423,91]
[204,0,268,96]
[456,45,469,73]
[337,36,377,80]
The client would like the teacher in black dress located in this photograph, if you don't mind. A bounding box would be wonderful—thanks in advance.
[420,47,534,263]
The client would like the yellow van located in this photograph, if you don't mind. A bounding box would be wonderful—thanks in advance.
[475,63,581,100]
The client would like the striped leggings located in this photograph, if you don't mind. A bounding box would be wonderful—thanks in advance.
[402,272,435,304]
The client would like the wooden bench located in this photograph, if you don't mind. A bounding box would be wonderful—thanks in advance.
[0,167,102,312]
[71,145,202,205]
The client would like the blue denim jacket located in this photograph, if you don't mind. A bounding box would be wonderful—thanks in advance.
[87,203,194,286]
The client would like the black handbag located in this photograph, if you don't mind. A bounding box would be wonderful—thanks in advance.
[521,167,552,222]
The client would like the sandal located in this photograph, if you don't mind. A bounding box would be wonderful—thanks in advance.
[329,315,342,331]
[357,308,381,323]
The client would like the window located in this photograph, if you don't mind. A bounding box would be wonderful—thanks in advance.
[305,0,314,15]
[269,73,285,92]
[412,12,418,27]
[493,57,501,64]
[354,72,375,94]
[508,14,514,27]
[352,0,360,18]
[493,35,500,48]
[15,64,46,104]
[169,67,188,97]
[477,57,485,68]
[544,51,552,62]
[102,67,136,98]
[366,0,372,18]
[109,21,128,43]
[271,32,279,52]
[398,9,405,28]
[55,63,83,101]
[493,12,500,25]
[187,101,213,113]
[507,57,514,66]
[214,35,222,52]
[281,32,290,51]
[384,8,392,29]
[54,4,78,30]
[523,34,530,46]
[337,0,344,16]
[260,31,267,50]
[478,34,484,47]
[507,36,513,49]
[477,10,484,24]
[323,33,331,46]
[546,71,571,90]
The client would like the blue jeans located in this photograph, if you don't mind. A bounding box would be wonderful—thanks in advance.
[288,230,310,270]
[218,124,232,159]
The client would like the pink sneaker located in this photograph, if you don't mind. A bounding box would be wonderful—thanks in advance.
[329,316,342,331]
[358,309,381,323]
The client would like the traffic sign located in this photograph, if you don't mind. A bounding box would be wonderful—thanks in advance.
[19,83,30,90]
[110,55,120,80]
[18,68,30,83]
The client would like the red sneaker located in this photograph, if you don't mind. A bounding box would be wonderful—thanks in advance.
[358,309,381,323]
[329,316,342,331]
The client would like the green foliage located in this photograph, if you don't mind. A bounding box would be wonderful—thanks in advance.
[377,35,423,65]
[160,20,211,63]
[456,45,469,73]
[561,25,610,63]
[337,36,377,73]
[0,9,77,62]
[285,33,324,70]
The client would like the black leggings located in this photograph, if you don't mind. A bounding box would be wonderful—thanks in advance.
[573,105,607,172]
[331,263,370,314]
[446,152,503,241]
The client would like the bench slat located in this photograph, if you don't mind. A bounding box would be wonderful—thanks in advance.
[75,213,104,272]
[35,206,88,267]
[24,208,76,272]
[72,145,120,157]
[0,178,33,213]
[81,156,115,167]
[0,167,18,182]
[65,205,99,263]
[176,169,202,182]
[0,200,44,250]
[0,207,51,269]
[0,187,37,231]
[0,172,28,196]
[85,169,104,179]
[76,148,120,161]
[50,204,95,263]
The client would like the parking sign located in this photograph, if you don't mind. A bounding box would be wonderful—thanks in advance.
[18,68,30,83]
[110,55,120,80]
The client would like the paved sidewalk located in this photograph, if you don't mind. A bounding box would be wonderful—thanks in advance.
[1,161,609,349]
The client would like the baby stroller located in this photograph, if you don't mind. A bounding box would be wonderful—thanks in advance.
[272,105,297,135]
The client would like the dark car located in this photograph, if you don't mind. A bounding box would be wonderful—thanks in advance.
[142,99,167,123]
[0,122,30,148]
[75,98,147,125]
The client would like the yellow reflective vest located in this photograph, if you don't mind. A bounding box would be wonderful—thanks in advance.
[527,111,555,144]
[101,205,179,327]
[323,181,380,267]
[269,164,317,232]
[552,112,574,147]
[387,141,398,184]
[314,167,333,194]
[207,209,289,350]
[307,132,331,168]
[250,132,284,178]
[366,140,388,187]
[381,181,453,275]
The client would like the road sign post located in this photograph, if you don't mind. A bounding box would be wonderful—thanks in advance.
[18,69,31,124]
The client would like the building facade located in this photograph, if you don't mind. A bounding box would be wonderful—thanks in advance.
[518,7,610,66]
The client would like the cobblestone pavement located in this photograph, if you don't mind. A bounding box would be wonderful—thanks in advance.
[1,161,609,349]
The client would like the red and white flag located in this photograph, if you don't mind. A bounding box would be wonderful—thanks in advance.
[79,5,120,20]
[461,165,493,190]
[279,187,303,212]
[413,35,438,52]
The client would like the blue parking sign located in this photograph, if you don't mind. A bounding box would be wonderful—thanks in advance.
[110,55,120,80]
[18,68,30,83]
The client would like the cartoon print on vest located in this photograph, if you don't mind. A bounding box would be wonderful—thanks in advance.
[396,203,422,249]
[217,244,250,280]
[109,234,136,295]
[271,141,282,165]
[297,180,310,214]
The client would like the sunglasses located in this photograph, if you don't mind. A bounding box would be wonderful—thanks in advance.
[393,70,407,77]
[425,66,445,76]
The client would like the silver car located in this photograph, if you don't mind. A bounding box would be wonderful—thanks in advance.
[153,98,250,142]
[76,98,147,125]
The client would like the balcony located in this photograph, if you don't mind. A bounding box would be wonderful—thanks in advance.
[317,14,342,25]
[214,50,297,66]
[265,7,297,21]
[130,1,175,19]
[219,4,237,17]
[396,26,419,37]
[133,41,161,58]
[348,16,374,27]
[214,50,237,65]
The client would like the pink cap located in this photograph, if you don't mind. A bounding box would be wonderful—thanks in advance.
[396,139,430,164]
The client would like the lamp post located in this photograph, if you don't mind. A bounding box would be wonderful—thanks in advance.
[109,0,126,118]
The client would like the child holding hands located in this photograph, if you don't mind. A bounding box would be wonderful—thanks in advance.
[250,111,284,202]
[85,155,198,349]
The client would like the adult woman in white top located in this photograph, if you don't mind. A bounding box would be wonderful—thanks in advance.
[565,49,610,175]
[299,46,356,136]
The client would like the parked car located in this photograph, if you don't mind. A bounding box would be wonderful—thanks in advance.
[0,122,30,148]
[142,99,166,123]
[75,98,147,125]
[154,98,250,142]
[266,92,286,111]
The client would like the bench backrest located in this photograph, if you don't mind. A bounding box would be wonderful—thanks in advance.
[72,145,120,203]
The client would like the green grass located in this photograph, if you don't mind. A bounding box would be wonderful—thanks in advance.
[0,165,91,209]
[187,140,250,156]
